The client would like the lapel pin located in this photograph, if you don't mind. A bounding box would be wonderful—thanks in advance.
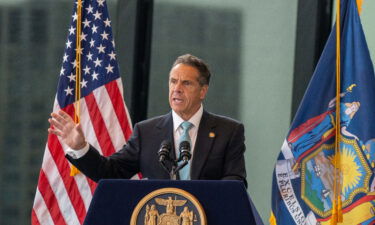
[209,132,215,138]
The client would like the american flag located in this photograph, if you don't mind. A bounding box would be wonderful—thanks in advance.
[32,0,133,224]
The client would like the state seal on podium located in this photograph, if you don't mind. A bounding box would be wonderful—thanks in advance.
[130,187,207,225]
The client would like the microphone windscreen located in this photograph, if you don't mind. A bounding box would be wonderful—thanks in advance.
[179,141,190,150]
[161,140,171,149]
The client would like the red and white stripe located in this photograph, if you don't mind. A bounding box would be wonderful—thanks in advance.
[32,79,136,225]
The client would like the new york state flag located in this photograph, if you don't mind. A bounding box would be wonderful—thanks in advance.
[271,0,375,224]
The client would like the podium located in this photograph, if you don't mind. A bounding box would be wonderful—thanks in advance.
[83,180,264,225]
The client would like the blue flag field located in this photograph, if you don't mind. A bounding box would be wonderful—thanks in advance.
[271,0,375,224]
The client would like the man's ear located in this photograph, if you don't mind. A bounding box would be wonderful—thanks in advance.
[200,85,209,100]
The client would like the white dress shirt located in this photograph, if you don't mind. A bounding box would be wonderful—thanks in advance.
[66,142,90,159]
[172,104,203,159]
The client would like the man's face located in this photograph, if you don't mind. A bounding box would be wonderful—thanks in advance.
[169,64,208,120]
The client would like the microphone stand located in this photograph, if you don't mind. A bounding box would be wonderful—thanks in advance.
[158,140,175,178]
[159,157,187,180]
[159,141,191,180]
[174,161,188,174]
[170,141,191,179]
[170,165,177,180]
[159,159,171,177]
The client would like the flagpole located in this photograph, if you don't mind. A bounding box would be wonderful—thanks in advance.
[71,0,82,177]
[75,0,82,124]
[332,0,343,224]
[356,0,363,13]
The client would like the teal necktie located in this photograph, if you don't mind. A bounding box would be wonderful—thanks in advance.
[178,121,193,180]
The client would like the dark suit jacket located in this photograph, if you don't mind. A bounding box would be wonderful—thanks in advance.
[67,110,247,186]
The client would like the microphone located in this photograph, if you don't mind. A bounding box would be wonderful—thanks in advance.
[179,141,191,162]
[158,140,171,162]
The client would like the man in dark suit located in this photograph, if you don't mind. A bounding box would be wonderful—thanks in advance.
[48,54,247,186]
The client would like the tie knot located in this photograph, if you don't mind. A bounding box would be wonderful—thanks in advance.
[181,121,193,131]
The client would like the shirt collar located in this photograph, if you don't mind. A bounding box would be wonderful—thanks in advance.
[172,104,203,131]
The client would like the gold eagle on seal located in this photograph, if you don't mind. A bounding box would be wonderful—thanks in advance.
[130,188,206,225]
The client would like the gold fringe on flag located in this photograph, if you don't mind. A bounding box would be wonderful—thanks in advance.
[71,0,83,177]
[70,166,81,177]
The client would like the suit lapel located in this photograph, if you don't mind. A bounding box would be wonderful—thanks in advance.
[155,112,177,167]
[190,111,216,179]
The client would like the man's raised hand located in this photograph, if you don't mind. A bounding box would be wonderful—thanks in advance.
[48,110,87,150]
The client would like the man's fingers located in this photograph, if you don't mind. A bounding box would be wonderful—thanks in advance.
[51,112,68,125]
[52,110,75,126]
[57,109,68,117]
[76,123,84,136]
[57,110,73,123]
[48,128,63,137]
[48,118,65,131]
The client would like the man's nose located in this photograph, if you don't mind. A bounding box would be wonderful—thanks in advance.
[173,82,182,92]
